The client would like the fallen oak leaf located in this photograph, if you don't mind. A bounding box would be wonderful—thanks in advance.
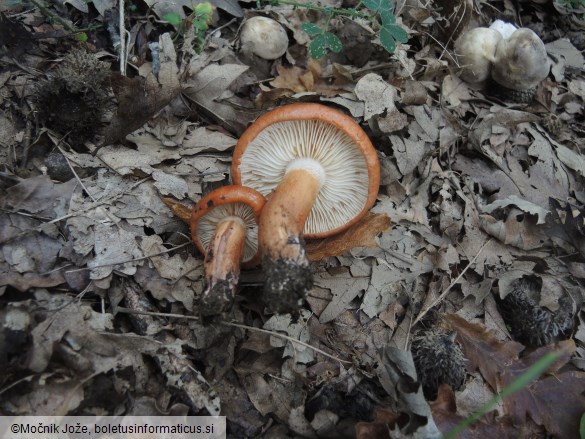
[269,65,307,93]
[306,212,391,261]
[430,385,521,439]
[267,61,351,98]
[443,314,585,438]
[499,342,585,439]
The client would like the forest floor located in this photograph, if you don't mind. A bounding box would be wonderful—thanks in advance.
[1,0,585,437]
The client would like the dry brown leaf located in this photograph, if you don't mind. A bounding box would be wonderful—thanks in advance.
[355,408,401,439]
[479,211,549,251]
[443,314,585,438]
[430,386,521,438]
[269,65,307,93]
[306,212,391,261]
[499,343,585,438]
[267,63,349,98]
[161,197,192,224]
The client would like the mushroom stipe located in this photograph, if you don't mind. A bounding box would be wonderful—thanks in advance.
[191,186,265,317]
[262,256,314,313]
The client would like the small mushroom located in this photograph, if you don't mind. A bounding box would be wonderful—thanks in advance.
[454,27,502,83]
[490,28,550,103]
[240,16,289,60]
[191,185,265,316]
[232,103,380,313]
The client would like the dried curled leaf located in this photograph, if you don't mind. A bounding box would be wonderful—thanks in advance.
[307,212,391,261]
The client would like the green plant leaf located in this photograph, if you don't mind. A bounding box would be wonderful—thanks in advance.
[362,0,393,13]
[386,23,409,43]
[379,26,396,53]
[309,37,326,59]
[76,32,88,42]
[322,32,342,52]
[302,22,323,36]
[194,1,213,17]
[193,19,209,31]
[163,12,182,26]
[379,22,408,53]
[380,9,396,25]
[308,32,342,59]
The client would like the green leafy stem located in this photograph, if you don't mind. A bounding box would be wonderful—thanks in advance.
[260,0,409,59]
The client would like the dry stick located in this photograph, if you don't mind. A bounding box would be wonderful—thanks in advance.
[54,143,97,202]
[221,321,351,365]
[114,307,351,365]
[64,241,192,274]
[119,0,126,76]
[411,238,492,327]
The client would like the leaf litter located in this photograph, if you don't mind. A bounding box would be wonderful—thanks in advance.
[1,0,585,437]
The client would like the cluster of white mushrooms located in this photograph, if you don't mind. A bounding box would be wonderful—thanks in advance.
[454,20,551,102]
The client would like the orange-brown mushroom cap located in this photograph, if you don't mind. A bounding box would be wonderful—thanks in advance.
[232,103,380,239]
[191,185,265,268]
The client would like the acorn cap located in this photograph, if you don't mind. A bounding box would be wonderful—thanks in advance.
[232,103,380,239]
[191,185,265,268]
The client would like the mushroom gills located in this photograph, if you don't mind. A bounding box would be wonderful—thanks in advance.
[200,216,247,316]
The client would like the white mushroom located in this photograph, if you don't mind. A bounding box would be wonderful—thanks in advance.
[240,16,289,60]
[454,27,502,83]
[491,28,550,92]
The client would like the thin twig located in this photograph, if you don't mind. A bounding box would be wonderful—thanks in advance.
[221,321,351,365]
[119,0,126,75]
[412,238,492,326]
[114,307,352,365]
[204,17,237,47]
[54,143,96,202]
[116,307,195,320]
[64,241,192,274]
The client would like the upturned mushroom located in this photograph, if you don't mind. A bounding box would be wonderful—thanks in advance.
[191,185,265,316]
[232,103,380,313]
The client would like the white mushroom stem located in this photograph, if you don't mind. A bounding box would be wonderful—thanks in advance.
[259,160,325,263]
[200,216,246,312]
